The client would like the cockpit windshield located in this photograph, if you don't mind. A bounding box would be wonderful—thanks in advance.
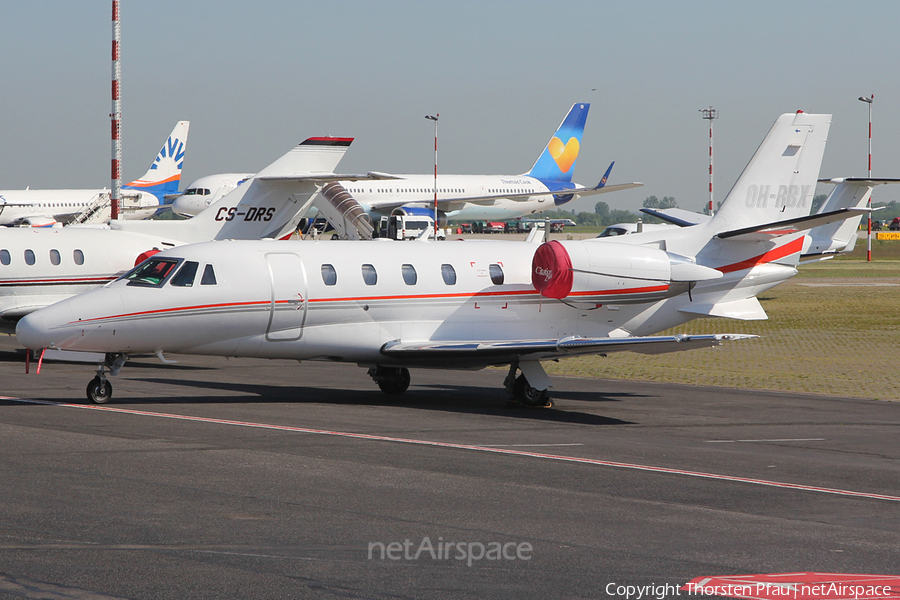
[121,257,181,287]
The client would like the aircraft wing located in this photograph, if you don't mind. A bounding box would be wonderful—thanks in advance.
[380,333,753,367]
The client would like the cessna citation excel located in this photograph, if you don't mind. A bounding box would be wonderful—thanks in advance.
[18,112,869,405]
[0,137,360,333]
[0,121,190,226]
[170,103,642,228]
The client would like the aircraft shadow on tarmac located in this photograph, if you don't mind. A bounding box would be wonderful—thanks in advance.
[96,376,637,426]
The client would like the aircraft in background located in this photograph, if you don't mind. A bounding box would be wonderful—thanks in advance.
[0,121,190,226]
[164,172,254,213]
[17,112,874,405]
[0,136,367,333]
[170,103,642,236]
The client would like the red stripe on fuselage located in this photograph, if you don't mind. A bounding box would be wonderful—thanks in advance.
[64,283,661,325]
[716,237,803,274]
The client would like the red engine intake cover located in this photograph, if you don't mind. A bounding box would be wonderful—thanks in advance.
[134,249,160,267]
[531,240,573,299]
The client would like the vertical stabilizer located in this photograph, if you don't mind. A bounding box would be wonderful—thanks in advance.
[123,121,190,202]
[712,112,831,232]
[525,103,590,183]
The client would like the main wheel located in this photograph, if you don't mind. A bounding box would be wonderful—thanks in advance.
[377,367,411,394]
[86,376,112,404]
[514,374,550,407]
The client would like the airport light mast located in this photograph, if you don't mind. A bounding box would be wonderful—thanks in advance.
[699,106,718,216]
[110,0,122,220]
[425,114,439,238]
[859,94,873,262]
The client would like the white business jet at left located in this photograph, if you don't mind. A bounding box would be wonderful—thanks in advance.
[17,112,871,406]
[0,136,361,333]
[0,121,190,226]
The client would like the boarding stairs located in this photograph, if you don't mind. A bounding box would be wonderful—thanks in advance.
[312,182,374,240]
[69,192,111,225]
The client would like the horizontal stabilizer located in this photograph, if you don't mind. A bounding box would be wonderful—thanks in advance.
[717,207,872,241]
[254,137,353,179]
[640,207,710,227]
[257,171,401,183]
[678,297,768,320]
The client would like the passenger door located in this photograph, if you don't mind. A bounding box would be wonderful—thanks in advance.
[265,252,307,342]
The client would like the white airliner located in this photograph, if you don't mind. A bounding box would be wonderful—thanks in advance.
[16,112,876,405]
[170,103,643,231]
[0,122,190,226]
[0,136,362,333]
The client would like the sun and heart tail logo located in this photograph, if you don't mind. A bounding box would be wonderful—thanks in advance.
[547,136,580,174]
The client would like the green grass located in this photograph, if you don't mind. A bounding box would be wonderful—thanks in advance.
[544,246,900,401]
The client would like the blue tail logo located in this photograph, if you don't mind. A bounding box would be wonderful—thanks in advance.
[526,103,589,183]
[123,121,190,202]
[150,135,186,171]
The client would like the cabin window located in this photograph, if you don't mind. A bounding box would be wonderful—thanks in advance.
[49,249,61,266]
[124,257,181,287]
[170,261,199,287]
[0,250,9,266]
[401,264,417,285]
[361,264,377,285]
[321,264,337,286]
[200,264,217,285]
[489,263,504,285]
[73,249,85,265]
[24,250,35,266]
[441,264,456,285]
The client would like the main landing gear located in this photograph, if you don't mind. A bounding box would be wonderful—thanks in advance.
[504,360,553,408]
[366,361,553,408]
[368,366,411,394]
[86,353,127,404]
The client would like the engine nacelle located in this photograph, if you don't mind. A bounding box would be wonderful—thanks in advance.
[531,240,721,304]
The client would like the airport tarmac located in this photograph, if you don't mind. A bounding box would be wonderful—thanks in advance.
[0,334,897,599]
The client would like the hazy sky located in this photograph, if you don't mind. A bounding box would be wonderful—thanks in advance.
[2,1,899,214]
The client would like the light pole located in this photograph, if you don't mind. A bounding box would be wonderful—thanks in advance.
[699,106,718,216]
[859,95,873,261]
[425,114,439,238]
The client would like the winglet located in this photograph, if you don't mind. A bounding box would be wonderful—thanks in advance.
[596,161,614,189]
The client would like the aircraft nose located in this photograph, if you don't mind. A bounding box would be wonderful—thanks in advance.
[16,311,50,350]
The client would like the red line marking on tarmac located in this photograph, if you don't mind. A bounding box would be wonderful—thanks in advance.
[4,396,900,504]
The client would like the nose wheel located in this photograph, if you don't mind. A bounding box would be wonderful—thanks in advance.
[85,353,127,404]
[86,376,112,404]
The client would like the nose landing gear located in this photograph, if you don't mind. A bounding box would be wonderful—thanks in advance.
[86,353,127,404]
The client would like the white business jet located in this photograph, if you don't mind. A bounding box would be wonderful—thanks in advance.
[0,136,365,332]
[170,103,642,231]
[18,112,868,405]
[0,121,190,226]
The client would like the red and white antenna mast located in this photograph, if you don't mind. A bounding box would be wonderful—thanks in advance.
[700,106,718,216]
[110,0,122,220]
